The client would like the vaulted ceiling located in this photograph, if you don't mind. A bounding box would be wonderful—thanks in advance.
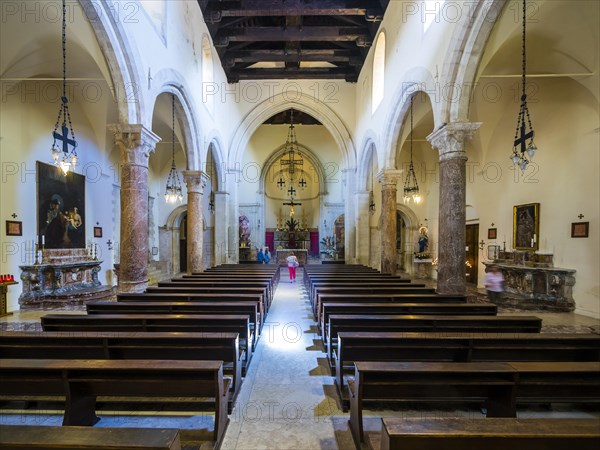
[198,0,390,83]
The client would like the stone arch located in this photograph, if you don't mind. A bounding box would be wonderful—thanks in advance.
[357,131,380,191]
[382,69,439,169]
[205,133,226,190]
[229,92,357,171]
[80,0,144,124]
[438,0,508,123]
[147,70,203,171]
[395,203,420,275]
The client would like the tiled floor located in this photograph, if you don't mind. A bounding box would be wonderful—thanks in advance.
[1,268,599,449]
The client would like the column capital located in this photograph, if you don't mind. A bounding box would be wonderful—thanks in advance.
[427,122,481,161]
[182,170,208,194]
[377,169,403,188]
[108,124,161,167]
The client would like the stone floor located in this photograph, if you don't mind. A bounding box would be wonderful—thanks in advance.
[1,268,599,449]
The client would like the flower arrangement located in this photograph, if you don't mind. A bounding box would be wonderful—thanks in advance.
[320,236,337,257]
[414,252,432,260]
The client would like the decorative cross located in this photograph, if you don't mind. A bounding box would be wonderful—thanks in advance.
[287,186,296,197]
[277,177,285,189]
[11,213,17,219]
[280,148,303,175]
[53,123,77,156]
[514,120,534,156]
[578,214,585,219]
[298,177,307,189]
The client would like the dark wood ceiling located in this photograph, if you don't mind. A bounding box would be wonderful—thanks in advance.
[263,109,322,125]
[198,0,390,83]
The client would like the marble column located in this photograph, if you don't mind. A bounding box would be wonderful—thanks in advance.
[110,124,161,293]
[377,170,403,275]
[355,190,371,266]
[214,191,229,266]
[427,122,481,295]
[183,171,207,274]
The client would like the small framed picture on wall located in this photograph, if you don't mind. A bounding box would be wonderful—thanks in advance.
[6,220,22,236]
[571,222,589,238]
[487,228,497,240]
[93,227,103,238]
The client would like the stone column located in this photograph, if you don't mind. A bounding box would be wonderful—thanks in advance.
[342,168,357,263]
[214,191,229,266]
[183,171,206,274]
[355,190,370,265]
[427,122,481,295]
[377,170,403,275]
[110,124,161,293]
[226,168,241,263]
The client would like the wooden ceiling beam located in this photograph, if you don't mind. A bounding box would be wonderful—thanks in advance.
[224,49,361,65]
[227,67,358,81]
[215,26,370,45]
[202,0,383,20]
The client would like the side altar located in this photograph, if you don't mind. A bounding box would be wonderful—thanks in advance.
[19,249,114,309]
[276,249,308,266]
[484,251,576,312]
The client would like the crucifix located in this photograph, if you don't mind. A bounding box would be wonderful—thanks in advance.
[513,112,534,156]
[283,197,302,218]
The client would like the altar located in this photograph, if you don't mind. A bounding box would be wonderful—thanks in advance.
[276,249,308,266]
[19,249,114,309]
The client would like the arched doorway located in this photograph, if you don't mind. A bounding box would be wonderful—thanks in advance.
[179,213,188,273]
[396,211,407,271]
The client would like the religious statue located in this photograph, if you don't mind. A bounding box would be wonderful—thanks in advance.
[418,225,429,253]
[239,215,251,246]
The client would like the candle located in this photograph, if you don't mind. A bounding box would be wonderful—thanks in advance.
[41,235,45,245]
[533,233,536,243]
[531,238,534,247]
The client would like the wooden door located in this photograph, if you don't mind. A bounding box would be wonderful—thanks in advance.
[465,224,479,285]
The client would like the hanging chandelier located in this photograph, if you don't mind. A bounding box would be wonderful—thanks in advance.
[403,97,421,204]
[164,94,183,203]
[50,0,78,176]
[279,109,307,190]
[510,0,538,172]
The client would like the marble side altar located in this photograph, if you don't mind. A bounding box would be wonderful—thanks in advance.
[484,251,576,312]
[19,249,114,309]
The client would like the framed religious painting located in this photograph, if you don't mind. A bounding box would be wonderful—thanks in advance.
[571,222,589,238]
[37,161,85,249]
[513,203,540,251]
[94,227,103,238]
[487,228,497,240]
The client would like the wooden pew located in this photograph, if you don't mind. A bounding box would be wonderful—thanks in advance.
[87,300,261,346]
[320,302,498,348]
[0,425,183,450]
[145,286,270,311]
[349,361,518,444]
[335,332,600,407]
[0,331,244,408]
[0,359,230,446]
[349,360,600,444]
[311,287,437,314]
[326,314,543,362]
[315,293,468,325]
[40,313,254,372]
[371,418,600,450]
[117,292,264,331]
[158,280,273,304]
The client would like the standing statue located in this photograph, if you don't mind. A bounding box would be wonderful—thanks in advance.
[418,225,429,253]
[239,215,251,246]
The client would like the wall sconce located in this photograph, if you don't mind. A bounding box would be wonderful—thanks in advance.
[258,219,261,229]
[479,240,485,250]
[323,219,327,228]
[107,240,113,251]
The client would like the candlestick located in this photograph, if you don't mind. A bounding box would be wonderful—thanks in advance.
[93,243,98,261]
[34,243,40,265]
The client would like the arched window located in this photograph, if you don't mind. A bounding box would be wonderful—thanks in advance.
[202,36,214,112]
[371,32,386,114]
